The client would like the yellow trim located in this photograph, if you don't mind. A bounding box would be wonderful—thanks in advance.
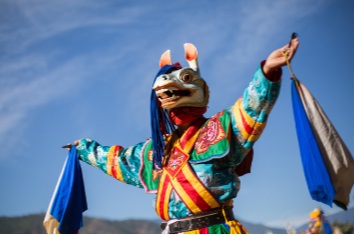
[180,126,202,151]
[155,172,164,217]
[106,146,115,176]
[233,98,266,142]
[107,146,124,181]
[227,220,249,234]
[171,177,201,213]
[156,171,172,220]
[181,166,220,209]
[163,183,173,220]
[184,229,200,234]
[168,164,220,214]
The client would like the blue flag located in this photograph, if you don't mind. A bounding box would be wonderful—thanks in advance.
[43,147,88,233]
[291,79,354,210]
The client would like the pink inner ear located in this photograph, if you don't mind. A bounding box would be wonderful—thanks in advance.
[184,43,198,61]
[159,50,172,68]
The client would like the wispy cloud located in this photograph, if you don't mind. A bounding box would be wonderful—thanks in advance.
[0,0,329,159]
[0,56,84,157]
[188,0,328,113]
[1,1,149,53]
[0,1,153,158]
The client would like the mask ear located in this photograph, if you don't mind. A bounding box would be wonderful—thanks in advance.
[159,50,172,68]
[184,43,199,73]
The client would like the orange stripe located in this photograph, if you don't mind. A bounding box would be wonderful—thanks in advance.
[171,176,201,213]
[174,172,210,213]
[106,146,116,176]
[179,118,206,149]
[108,146,124,181]
[111,146,119,178]
[181,165,220,209]
[233,98,265,142]
[179,126,197,149]
[156,171,172,220]
[155,173,164,216]
[239,106,254,134]
[163,183,172,220]
[171,165,220,214]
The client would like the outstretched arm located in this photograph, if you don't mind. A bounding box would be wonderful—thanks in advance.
[230,36,300,162]
[71,139,147,189]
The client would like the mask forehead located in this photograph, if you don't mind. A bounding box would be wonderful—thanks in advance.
[155,67,197,85]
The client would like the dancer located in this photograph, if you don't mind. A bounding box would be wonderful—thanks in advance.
[69,37,299,234]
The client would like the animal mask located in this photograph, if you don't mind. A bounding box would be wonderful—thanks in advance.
[152,43,209,110]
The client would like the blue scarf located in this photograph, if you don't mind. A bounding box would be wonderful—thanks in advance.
[150,64,181,170]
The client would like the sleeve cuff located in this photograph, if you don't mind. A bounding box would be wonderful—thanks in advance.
[261,60,282,82]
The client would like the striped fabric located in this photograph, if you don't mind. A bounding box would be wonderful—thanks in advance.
[233,98,267,143]
[107,145,124,181]
[156,118,220,220]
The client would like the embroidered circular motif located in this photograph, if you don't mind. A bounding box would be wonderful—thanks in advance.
[194,113,226,154]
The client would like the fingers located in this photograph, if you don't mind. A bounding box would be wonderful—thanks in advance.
[281,38,299,62]
[62,143,73,150]
[290,37,300,48]
[268,37,300,60]
[289,37,299,57]
[62,140,80,150]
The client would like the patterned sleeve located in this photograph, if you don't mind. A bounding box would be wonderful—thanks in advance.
[76,138,146,188]
[229,62,282,161]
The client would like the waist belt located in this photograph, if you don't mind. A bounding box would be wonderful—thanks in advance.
[160,207,235,234]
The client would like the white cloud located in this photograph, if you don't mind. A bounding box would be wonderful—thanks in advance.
[0,0,329,159]
[0,1,153,158]
[1,1,149,54]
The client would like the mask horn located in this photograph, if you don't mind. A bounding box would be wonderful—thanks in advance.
[159,50,172,68]
[184,43,199,73]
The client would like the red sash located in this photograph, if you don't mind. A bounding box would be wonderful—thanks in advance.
[155,118,221,220]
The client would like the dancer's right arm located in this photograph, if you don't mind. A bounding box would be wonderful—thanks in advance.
[73,138,147,189]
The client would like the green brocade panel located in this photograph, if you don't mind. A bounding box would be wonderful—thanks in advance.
[189,110,231,163]
[141,140,160,191]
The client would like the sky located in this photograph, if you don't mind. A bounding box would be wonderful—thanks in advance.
[0,0,354,230]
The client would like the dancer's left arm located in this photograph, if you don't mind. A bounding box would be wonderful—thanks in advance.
[229,37,299,162]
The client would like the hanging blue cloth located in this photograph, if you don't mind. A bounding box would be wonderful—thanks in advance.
[291,79,335,207]
[150,64,181,170]
[44,146,88,233]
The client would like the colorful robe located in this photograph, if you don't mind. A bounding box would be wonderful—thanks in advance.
[76,64,281,233]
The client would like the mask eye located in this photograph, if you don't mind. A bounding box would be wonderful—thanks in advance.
[180,70,194,83]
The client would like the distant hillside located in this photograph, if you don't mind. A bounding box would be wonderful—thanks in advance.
[0,207,352,234]
[0,213,286,234]
[0,214,161,234]
[239,220,286,234]
[327,206,354,223]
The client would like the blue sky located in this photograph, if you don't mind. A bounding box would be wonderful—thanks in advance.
[1,0,353,230]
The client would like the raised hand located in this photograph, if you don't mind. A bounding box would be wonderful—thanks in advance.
[263,36,299,76]
[63,140,80,150]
